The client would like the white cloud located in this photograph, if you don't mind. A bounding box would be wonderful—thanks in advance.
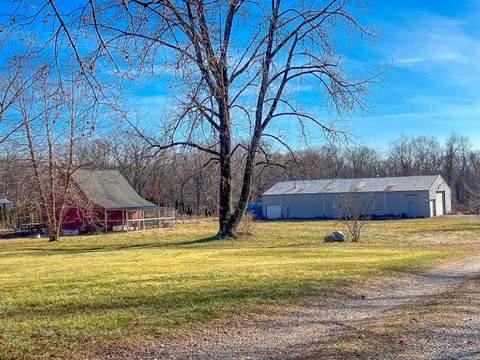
[384,13,480,87]
[359,98,480,130]
[137,94,170,107]
[393,57,427,66]
[350,98,480,147]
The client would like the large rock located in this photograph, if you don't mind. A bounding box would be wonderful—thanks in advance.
[324,230,346,242]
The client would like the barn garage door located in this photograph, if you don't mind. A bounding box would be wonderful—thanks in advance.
[435,192,445,216]
[407,202,417,218]
[430,199,436,217]
[266,205,281,219]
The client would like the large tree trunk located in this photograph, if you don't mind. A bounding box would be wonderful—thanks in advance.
[218,134,260,238]
[217,107,235,238]
[218,166,234,238]
[49,226,60,242]
[46,207,61,242]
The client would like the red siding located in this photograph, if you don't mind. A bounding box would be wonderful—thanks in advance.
[62,207,89,232]
[62,207,131,233]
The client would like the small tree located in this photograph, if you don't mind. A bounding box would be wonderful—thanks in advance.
[15,73,97,241]
[334,190,376,242]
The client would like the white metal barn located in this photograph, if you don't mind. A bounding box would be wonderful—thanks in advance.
[262,175,451,220]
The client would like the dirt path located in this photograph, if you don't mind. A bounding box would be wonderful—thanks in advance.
[96,257,480,360]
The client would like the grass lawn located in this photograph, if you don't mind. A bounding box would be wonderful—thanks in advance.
[1,217,479,359]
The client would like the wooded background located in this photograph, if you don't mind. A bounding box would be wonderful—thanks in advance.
[2,132,478,216]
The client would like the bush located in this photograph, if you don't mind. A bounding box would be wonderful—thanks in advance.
[236,212,256,237]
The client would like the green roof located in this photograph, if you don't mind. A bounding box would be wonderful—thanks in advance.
[72,170,158,210]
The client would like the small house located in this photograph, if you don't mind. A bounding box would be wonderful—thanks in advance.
[0,198,13,211]
[62,169,174,233]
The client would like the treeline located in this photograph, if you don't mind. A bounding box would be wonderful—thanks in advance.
[1,133,479,216]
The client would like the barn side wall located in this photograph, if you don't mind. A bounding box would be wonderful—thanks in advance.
[429,176,452,215]
[263,190,430,219]
[262,195,282,219]
[323,192,386,218]
[383,191,430,218]
[62,207,135,233]
[62,207,89,231]
[280,194,324,219]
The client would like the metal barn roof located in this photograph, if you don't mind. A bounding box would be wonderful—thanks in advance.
[72,169,158,210]
[0,198,13,204]
[263,175,441,196]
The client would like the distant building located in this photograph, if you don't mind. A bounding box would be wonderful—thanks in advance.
[0,198,13,211]
[262,175,451,220]
[62,169,173,234]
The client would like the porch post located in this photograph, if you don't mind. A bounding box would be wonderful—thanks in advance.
[104,209,108,232]
[122,210,125,232]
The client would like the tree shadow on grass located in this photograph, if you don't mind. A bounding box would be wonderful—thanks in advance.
[0,235,226,258]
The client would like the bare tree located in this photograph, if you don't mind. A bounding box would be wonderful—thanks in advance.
[334,190,376,242]
[0,149,37,212]
[344,145,383,178]
[0,45,38,142]
[443,133,472,209]
[387,135,415,176]
[114,1,379,237]
[111,136,154,195]
[5,0,379,238]
[14,73,97,241]
[465,150,480,214]
[410,136,443,175]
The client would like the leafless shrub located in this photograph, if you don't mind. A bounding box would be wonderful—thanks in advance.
[334,191,377,242]
[236,212,256,238]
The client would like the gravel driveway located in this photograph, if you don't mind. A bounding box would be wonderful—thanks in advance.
[96,256,480,360]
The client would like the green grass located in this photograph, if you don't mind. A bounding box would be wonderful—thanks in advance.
[1,218,479,359]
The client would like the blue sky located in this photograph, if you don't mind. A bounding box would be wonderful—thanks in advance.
[130,1,480,148]
[3,1,477,149]
[347,0,480,146]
